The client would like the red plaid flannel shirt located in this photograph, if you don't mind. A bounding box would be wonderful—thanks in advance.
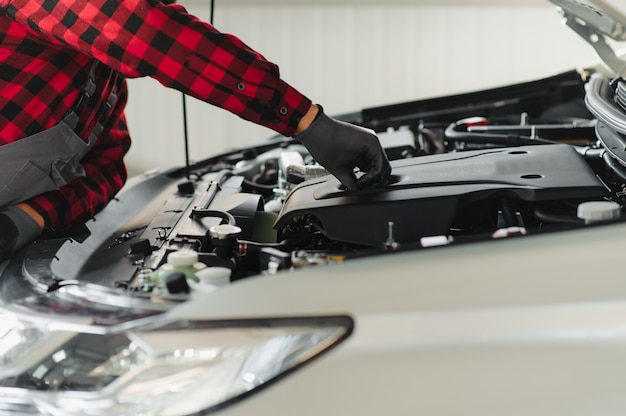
[0,0,312,229]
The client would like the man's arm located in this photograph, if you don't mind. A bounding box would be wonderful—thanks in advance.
[2,0,312,137]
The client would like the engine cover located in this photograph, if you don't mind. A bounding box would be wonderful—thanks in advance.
[274,144,608,247]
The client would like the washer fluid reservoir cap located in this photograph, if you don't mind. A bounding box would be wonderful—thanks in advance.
[577,201,622,223]
[210,224,242,240]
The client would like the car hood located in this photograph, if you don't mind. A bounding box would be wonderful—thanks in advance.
[171,220,626,321]
[182,220,626,416]
[550,0,626,41]
[549,0,626,76]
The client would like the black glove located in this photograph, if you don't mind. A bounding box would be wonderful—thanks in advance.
[0,206,42,262]
[296,107,391,190]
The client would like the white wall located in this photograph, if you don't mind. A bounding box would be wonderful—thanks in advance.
[123,1,601,175]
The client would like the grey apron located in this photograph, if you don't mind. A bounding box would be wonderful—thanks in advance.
[0,62,118,208]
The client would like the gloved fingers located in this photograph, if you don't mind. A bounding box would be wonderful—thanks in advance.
[333,170,359,191]
[296,107,392,191]
[354,142,392,189]
[357,164,391,189]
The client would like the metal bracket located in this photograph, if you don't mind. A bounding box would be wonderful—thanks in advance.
[560,8,626,78]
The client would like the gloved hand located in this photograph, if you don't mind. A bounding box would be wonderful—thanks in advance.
[0,206,43,262]
[296,106,391,190]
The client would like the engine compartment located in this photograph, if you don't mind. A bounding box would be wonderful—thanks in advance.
[276,143,608,247]
[3,69,626,306]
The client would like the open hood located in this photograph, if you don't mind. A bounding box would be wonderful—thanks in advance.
[550,0,626,76]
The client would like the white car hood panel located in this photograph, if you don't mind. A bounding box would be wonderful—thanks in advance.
[171,221,626,319]
[168,221,626,415]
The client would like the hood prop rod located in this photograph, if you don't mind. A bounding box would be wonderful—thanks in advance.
[182,0,216,179]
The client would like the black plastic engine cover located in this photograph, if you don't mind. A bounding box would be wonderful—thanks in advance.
[274,144,608,247]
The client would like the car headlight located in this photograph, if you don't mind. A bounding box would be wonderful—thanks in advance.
[0,311,352,415]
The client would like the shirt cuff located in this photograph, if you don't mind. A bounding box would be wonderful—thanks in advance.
[270,79,313,137]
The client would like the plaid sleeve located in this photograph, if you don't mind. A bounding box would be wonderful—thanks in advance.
[2,0,312,137]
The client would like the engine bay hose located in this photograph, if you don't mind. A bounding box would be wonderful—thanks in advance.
[585,73,626,135]
[191,209,236,226]
[603,151,626,182]
[444,122,555,146]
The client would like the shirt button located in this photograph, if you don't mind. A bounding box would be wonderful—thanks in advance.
[279,107,288,115]
[237,82,246,91]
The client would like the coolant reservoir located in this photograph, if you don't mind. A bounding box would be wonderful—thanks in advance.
[152,250,206,284]
[577,201,622,224]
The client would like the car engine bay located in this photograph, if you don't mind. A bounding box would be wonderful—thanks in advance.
[2,69,626,307]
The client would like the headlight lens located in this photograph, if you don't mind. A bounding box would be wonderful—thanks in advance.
[0,313,352,415]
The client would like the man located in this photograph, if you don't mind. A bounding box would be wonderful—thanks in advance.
[0,0,391,261]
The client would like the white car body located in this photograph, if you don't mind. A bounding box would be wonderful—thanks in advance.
[180,220,626,415]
